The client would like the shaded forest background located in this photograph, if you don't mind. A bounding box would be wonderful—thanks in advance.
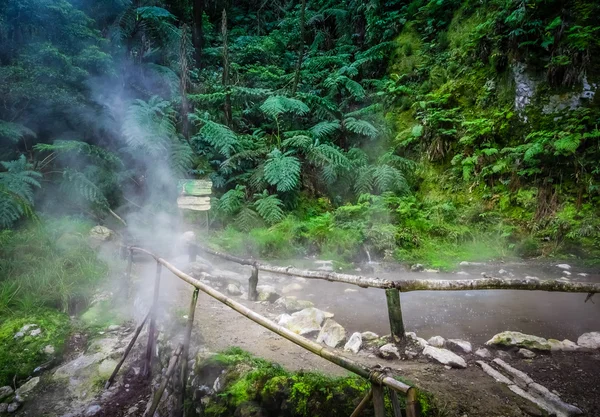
[1,0,600,273]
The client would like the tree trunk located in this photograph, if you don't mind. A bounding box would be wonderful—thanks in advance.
[221,8,233,127]
[291,0,306,95]
[192,0,204,66]
[179,24,191,142]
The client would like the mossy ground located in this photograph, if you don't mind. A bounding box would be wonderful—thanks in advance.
[195,347,438,417]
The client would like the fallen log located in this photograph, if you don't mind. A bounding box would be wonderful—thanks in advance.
[394,277,600,293]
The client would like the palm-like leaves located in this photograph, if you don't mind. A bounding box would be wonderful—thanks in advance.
[254,191,285,225]
[0,156,41,228]
[260,96,310,118]
[264,149,301,192]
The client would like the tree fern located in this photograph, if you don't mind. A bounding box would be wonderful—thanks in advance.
[61,169,108,207]
[310,121,341,139]
[217,185,246,215]
[122,96,176,157]
[254,190,284,225]
[191,114,239,158]
[235,205,262,232]
[264,149,301,192]
[260,96,309,119]
[344,117,379,138]
[0,156,41,228]
[0,121,35,143]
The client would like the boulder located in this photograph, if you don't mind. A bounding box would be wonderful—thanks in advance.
[344,332,362,354]
[234,401,268,417]
[474,348,491,358]
[446,339,472,354]
[486,331,551,351]
[344,288,358,293]
[282,283,303,294]
[181,231,196,243]
[559,339,579,351]
[315,260,334,272]
[422,346,467,369]
[427,336,445,348]
[30,328,41,337]
[89,226,113,242]
[378,344,400,360]
[85,404,102,416]
[0,404,7,413]
[556,264,571,270]
[256,285,280,303]
[316,319,346,348]
[406,332,428,348]
[456,271,469,276]
[15,377,40,400]
[517,348,536,359]
[227,284,243,296]
[7,402,20,413]
[0,386,13,401]
[459,261,485,266]
[577,332,600,349]
[361,331,379,341]
[98,359,118,378]
[280,308,332,335]
[410,264,424,272]
[274,296,314,313]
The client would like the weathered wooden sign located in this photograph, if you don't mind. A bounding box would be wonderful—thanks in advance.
[177,179,212,211]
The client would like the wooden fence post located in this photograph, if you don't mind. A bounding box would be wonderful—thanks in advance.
[371,383,386,417]
[405,387,419,417]
[178,288,199,417]
[385,288,405,342]
[143,344,183,417]
[349,388,373,417]
[248,265,259,301]
[144,261,162,378]
[124,248,133,297]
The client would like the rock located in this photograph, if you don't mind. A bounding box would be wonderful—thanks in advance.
[518,348,536,359]
[275,296,314,313]
[15,377,40,399]
[361,331,379,341]
[54,352,105,379]
[233,401,267,417]
[280,308,332,335]
[29,328,42,337]
[316,319,346,348]
[446,339,472,354]
[344,288,358,293]
[578,273,588,277]
[282,283,303,294]
[577,332,600,349]
[107,324,120,332]
[459,261,485,266]
[559,339,580,351]
[456,271,469,275]
[486,331,551,351]
[475,348,491,358]
[424,268,439,273]
[406,332,428,348]
[344,332,363,353]
[427,336,446,348]
[496,350,512,360]
[422,346,467,369]
[227,284,243,296]
[316,265,334,272]
[98,359,118,378]
[13,332,24,339]
[556,264,571,270]
[7,402,20,413]
[20,324,38,332]
[525,276,539,280]
[85,404,102,416]
[181,231,196,243]
[89,225,113,242]
[256,285,280,303]
[405,349,419,359]
[378,343,400,360]
[0,404,7,413]
[563,271,572,276]
[410,264,424,272]
[498,269,508,275]
[0,386,13,401]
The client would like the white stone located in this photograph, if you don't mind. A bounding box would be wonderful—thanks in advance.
[498,269,508,275]
[563,271,571,276]
[7,402,20,413]
[226,284,243,296]
[15,377,40,399]
[517,348,536,359]
[446,339,472,354]
[486,331,551,351]
[475,348,491,358]
[280,308,331,335]
[107,324,120,331]
[410,264,424,272]
[85,404,102,416]
[577,332,600,349]
[98,359,118,378]
[256,285,280,303]
[459,261,484,266]
[29,328,42,337]
[344,332,363,353]
[0,404,7,413]
[275,296,314,313]
[43,345,55,354]
[577,273,588,277]
[379,343,400,359]
[560,339,580,351]
[361,331,379,341]
[423,346,467,368]
[282,283,303,294]
[316,319,346,348]
[556,264,571,270]
[181,231,196,243]
[427,336,445,348]
[0,386,14,401]
[424,269,439,273]
[90,225,113,241]
[344,288,358,293]
[456,271,470,276]
[13,332,24,339]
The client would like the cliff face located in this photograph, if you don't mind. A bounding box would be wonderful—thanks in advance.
[388,0,600,258]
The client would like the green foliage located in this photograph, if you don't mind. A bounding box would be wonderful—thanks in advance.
[264,149,301,192]
[0,310,70,386]
[0,156,41,228]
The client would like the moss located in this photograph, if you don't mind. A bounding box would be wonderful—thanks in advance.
[0,310,70,386]
[80,299,125,331]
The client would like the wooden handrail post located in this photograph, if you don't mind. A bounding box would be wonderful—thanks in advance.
[385,288,405,342]
[143,344,183,417]
[178,288,199,417]
[349,388,373,417]
[371,383,386,417]
[125,248,133,297]
[405,387,419,417]
[248,265,259,301]
[389,387,403,417]
[144,261,162,378]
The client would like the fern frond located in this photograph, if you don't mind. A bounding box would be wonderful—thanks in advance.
[61,169,108,206]
[354,166,374,195]
[344,117,379,138]
[260,96,309,119]
[310,121,341,139]
[253,191,284,225]
[0,121,36,142]
[282,135,313,151]
[264,149,301,192]
[218,185,246,215]
[235,205,261,231]
[192,117,238,158]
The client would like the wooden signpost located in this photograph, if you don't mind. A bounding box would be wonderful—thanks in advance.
[178,179,212,229]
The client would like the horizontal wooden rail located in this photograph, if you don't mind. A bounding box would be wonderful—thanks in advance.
[128,247,414,397]
[190,243,600,294]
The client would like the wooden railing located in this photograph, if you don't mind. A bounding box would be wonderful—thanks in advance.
[187,242,600,343]
[109,246,419,417]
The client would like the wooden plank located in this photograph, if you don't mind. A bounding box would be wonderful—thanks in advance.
[385,288,405,342]
[372,383,386,417]
[178,179,212,196]
[389,388,403,417]
[177,196,211,211]
[350,388,373,417]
